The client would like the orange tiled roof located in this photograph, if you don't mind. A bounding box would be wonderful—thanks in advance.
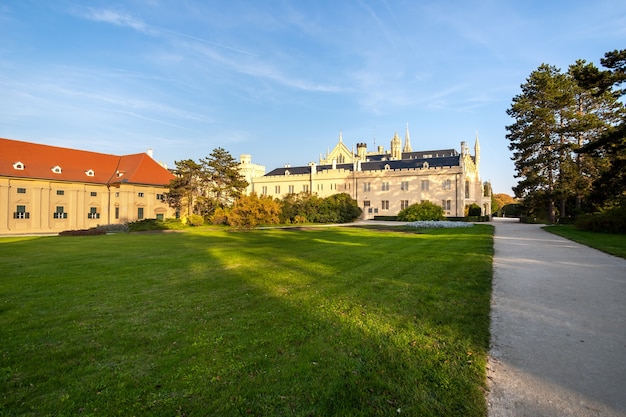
[0,137,175,186]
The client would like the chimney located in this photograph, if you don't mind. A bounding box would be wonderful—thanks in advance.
[146,148,154,158]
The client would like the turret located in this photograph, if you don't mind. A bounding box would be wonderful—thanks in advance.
[391,132,402,160]
[356,143,367,161]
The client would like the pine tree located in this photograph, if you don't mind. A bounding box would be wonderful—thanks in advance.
[506,64,575,223]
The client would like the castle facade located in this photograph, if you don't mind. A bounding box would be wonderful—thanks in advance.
[249,128,490,219]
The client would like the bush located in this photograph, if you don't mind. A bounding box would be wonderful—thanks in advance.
[127,218,186,232]
[59,228,106,236]
[279,192,361,224]
[397,201,445,222]
[575,206,626,233]
[95,224,129,233]
[128,219,168,232]
[467,203,482,217]
[228,194,281,229]
[187,214,205,227]
[210,207,229,225]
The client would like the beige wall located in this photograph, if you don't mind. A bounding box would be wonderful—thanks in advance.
[0,177,175,235]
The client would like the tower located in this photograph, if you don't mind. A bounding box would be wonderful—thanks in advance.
[391,132,402,160]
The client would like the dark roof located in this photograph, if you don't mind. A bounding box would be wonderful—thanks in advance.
[265,152,460,176]
[0,137,175,186]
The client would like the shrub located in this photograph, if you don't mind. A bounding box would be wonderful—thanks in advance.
[467,203,482,217]
[128,219,168,231]
[228,194,281,229]
[95,224,130,233]
[59,228,106,236]
[575,206,626,233]
[211,207,229,225]
[187,214,205,226]
[397,201,445,222]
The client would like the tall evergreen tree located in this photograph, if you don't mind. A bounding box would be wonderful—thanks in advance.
[165,159,203,217]
[197,148,249,218]
[576,50,626,209]
[506,64,575,222]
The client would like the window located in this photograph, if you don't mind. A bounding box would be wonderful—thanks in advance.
[115,192,120,197]
[51,166,62,174]
[302,184,309,193]
[156,213,164,221]
[445,200,451,211]
[465,180,470,198]
[317,183,323,191]
[401,200,409,210]
[13,205,29,219]
[137,207,144,220]
[85,169,95,177]
[442,179,452,190]
[421,180,429,191]
[288,185,295,194]
[138,192,144,198]
[261,186,267,195]
[53,206,67,219]
[381,182,389,191]
[17,188,26,194]
[90,192,97,197]
[57,190,65,196]
[88,207,100,219]
[401,181,409,191]
[156,194,164,201]
[363,182,371,192]
[13,162,24,170]
[381,200,389,210]
[115,207,119,219]
[275,185,281,194]
[363,200,371,208]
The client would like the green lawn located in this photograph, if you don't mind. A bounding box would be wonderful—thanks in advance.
[544,225,626,259]
[0,225,493,416]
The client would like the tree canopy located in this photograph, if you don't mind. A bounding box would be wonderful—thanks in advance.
[506,50,626,223]
[165,148,249,218]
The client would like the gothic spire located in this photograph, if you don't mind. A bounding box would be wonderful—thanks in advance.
[403,123,412,153]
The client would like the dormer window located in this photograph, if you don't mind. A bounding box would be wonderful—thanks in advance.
[85,169,95,177]
[116,171,125,178]
[284,170,290,176]
[52,166,62,174]
[422,162,429,168]
[13,162,25,170]
[384,164,390,170]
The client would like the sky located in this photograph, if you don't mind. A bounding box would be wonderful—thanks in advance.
[1,1,625,194]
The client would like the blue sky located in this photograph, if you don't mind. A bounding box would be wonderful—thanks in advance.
[1,1,625,194]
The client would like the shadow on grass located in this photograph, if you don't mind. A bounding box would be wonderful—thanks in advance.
[0,226,493,416]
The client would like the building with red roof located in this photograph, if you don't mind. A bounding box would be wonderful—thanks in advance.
[0,137,176,235]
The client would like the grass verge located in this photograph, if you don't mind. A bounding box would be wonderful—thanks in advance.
[1,225,493,416]
[544,225,626,259]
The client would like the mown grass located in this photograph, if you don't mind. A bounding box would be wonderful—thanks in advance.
[0,225,493,416]
[544,225,626,259]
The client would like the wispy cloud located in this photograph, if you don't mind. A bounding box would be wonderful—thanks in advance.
[77,6,257,57]
[81,8,152,34]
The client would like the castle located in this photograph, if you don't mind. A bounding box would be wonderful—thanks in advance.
[248,127,490,219]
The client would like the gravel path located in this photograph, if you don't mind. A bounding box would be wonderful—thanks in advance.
[487,218,626,417]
